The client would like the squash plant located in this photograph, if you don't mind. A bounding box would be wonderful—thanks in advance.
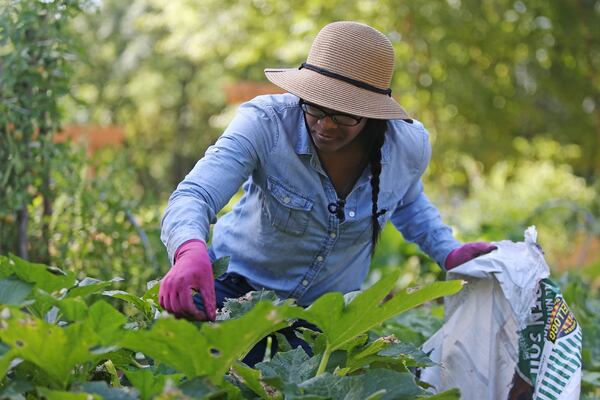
[0,255,463,399]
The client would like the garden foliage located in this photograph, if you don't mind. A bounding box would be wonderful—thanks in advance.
[0,255,467,399]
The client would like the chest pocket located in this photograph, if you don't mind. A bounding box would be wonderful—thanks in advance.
[263,176,314,236]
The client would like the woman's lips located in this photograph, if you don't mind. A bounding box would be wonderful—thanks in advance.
[314,131,337,142]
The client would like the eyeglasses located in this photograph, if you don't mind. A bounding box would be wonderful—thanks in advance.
[299,100,363,127]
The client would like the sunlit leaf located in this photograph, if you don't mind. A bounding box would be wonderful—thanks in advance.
[86,300,128,345]
[102,290,153,319]
[66,277,123,299]
[123,368,183,400]
[300,270,463,354]
[1,256,76,293]
[37,387,101,400]
[122,301,290,383]
[0,308,97,388]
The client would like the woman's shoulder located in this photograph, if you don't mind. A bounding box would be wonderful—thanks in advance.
[387,118,428,140]
[385,119,431,172]
[242,93,301,113]
[386,118,430,152]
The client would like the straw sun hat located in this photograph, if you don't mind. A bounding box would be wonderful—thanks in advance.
[264,21,409,120]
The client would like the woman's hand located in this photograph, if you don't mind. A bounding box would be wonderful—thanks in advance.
[158,240,216,321]
[444,242,497,270]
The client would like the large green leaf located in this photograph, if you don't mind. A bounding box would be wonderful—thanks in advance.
[75,381,137,400]
[221,290,288,320]
[300,270,463,353]
[297,368,424,400]
[177,376,239,399]
[256,347,320,388]
[142,280,160,304]
[123,368,184,400]
[56,298,89,322]
[37,387,102,400]
[231,362,275,399]
[66,277,123,299]
[0,256,76,294]
[212,256,230,279]
[377,340,433,367]
[0,379,33,400]
[29,289,89,322]
[0,275,33,305]
[346,333,434,373]
[0,308,98,388]
[86,300,128,345]
[121,301,290,383]
[103,290,154,320]
[417,388,461,399]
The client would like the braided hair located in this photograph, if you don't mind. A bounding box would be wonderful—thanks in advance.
[365,118,388,255]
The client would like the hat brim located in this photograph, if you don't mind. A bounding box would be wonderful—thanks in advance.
[264,68,409,120]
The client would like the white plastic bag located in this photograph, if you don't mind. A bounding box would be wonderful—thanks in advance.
[421,227,582,399]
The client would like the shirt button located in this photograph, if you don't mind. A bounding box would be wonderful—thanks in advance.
[348,211,356,217]
[302,279,309,286]
[283,196,291,204]
[317,256,324,262]
[329,232,337,238]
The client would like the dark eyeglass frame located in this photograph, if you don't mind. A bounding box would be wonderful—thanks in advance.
[299,99,363,127]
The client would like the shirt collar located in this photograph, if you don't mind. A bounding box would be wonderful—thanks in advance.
[294,110,312,155]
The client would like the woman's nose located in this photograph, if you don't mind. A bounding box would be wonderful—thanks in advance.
[317,116,337,129]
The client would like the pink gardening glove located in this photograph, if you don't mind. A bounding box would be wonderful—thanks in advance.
[159,240,216,321]
[444,242,497,270]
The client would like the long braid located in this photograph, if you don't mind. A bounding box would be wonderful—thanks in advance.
[368,119,388,255]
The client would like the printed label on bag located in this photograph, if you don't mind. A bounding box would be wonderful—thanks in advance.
[546,297,577,343]
[516,279,582,400]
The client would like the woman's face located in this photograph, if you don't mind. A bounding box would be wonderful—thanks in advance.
[303,102,368,154]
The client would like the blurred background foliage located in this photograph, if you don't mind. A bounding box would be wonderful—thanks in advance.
[1,0,599,293]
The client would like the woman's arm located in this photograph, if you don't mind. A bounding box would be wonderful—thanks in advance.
[160,100,278,263]
[386,124,458,266]
[390,186,460,267]
[389,125,494,268]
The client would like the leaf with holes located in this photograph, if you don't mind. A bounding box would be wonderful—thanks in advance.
[0,308,98,389]
[121,300,290,383]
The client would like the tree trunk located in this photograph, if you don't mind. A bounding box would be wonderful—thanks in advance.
[40,170,52,264]
[17,207,28,260]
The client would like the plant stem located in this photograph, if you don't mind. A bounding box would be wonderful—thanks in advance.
[316,345,332,376]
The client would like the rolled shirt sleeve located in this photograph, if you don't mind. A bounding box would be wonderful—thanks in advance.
[160,101,277,264]
[389,126,460,267]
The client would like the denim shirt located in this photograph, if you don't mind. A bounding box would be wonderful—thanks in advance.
[161,94,460,306]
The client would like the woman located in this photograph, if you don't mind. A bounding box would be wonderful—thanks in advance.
[159,21,495,364]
